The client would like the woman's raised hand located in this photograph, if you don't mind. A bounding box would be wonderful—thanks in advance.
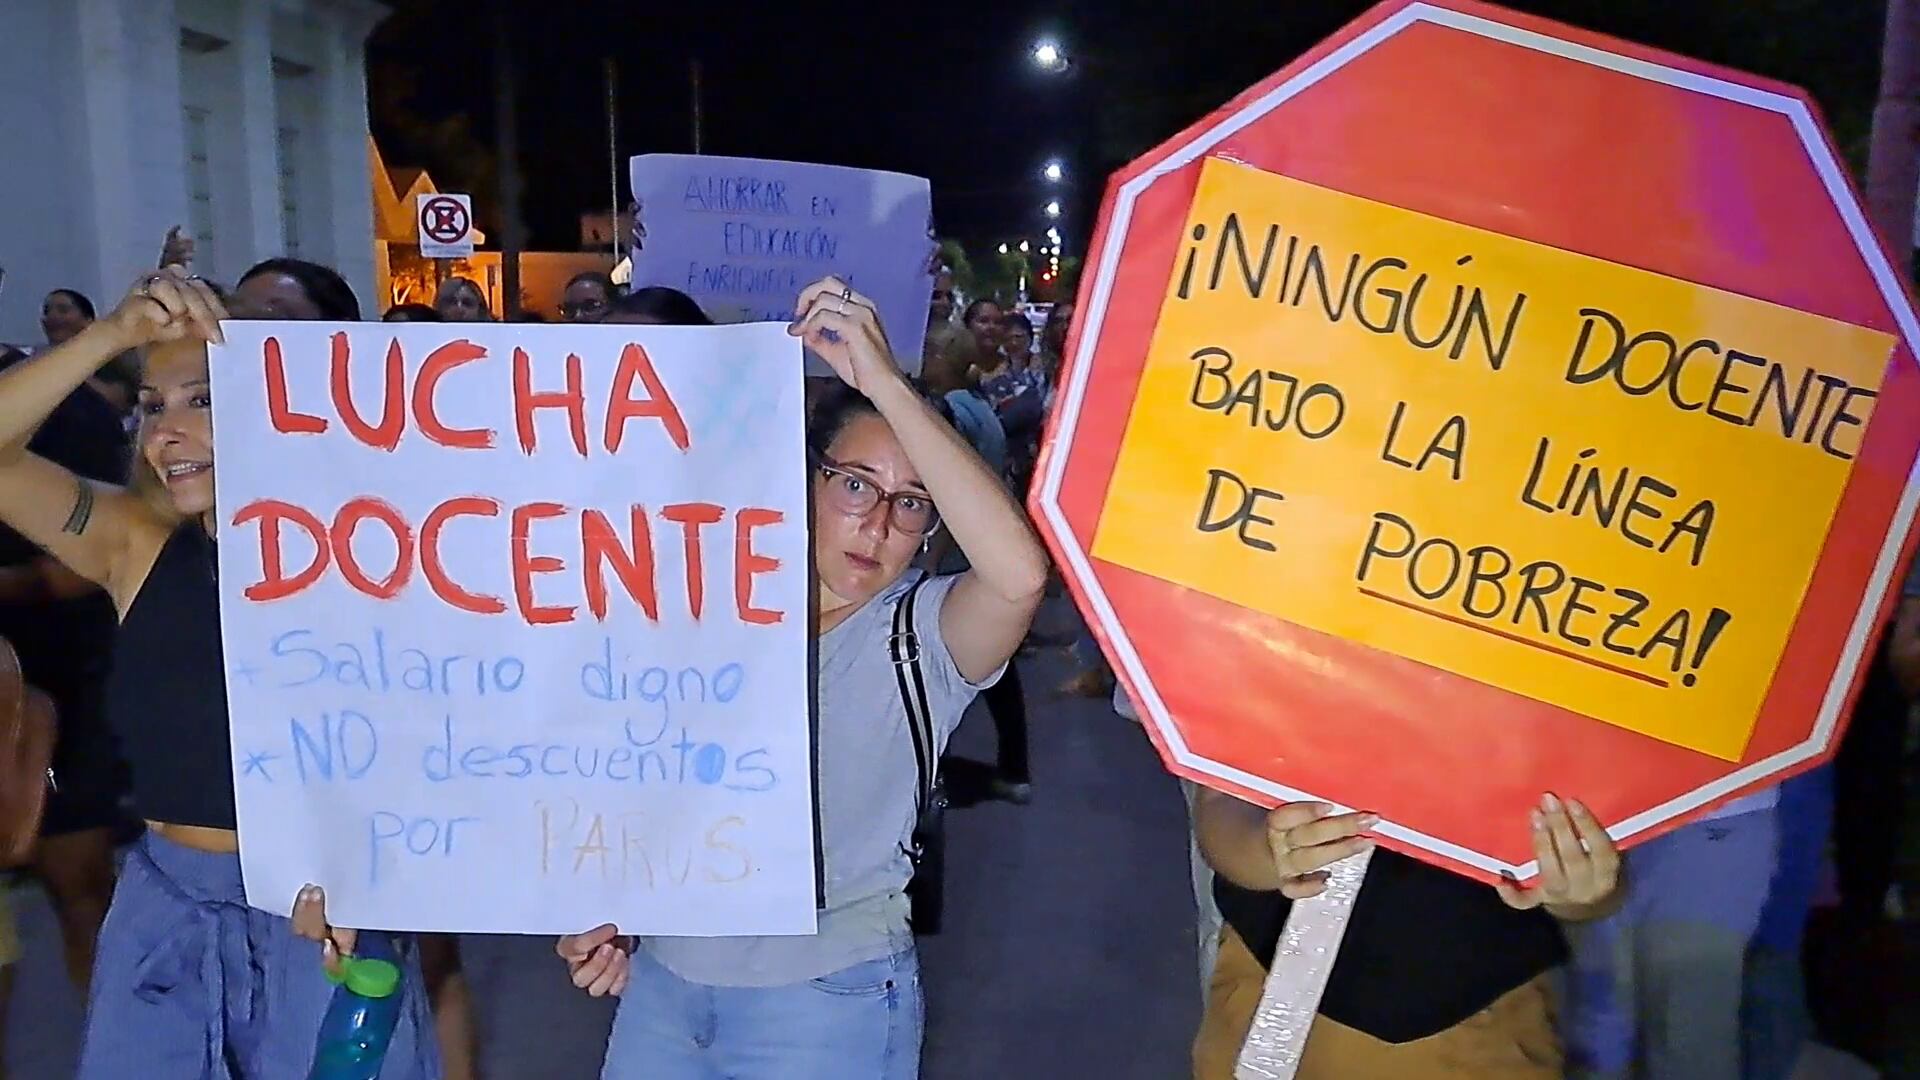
[788,276,900,395]
[103,267,225,349]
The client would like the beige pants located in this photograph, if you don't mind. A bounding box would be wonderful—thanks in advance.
[1193,927,1564,1079]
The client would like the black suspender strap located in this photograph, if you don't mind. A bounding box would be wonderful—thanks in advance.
[890,575,936,818]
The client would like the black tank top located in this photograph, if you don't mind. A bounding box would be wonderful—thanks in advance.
[1215,849,1567,1043]
[104,523,236,828]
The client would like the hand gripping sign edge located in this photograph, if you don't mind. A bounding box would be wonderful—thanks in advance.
[1029,0,1920,884]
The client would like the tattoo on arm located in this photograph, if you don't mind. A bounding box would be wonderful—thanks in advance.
[61,477,95,535]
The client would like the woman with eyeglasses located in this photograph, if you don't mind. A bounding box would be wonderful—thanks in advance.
[557,277,1048,1079]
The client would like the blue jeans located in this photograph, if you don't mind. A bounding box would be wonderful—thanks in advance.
[1564,808,1779,1080]
[79,832,440,1079]
[603,946,924,1080]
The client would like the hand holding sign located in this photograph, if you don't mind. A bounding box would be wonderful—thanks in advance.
[789,277,899,395]
[289,883,357,980]
[1493,795,1621,915]
[1264,803,1378,900]
[556,924,630,997]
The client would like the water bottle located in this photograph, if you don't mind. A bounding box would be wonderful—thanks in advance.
[307,932,404,1080]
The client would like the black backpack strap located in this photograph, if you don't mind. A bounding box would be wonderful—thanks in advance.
[890,574,937,815]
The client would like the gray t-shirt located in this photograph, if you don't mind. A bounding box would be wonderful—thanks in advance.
[643,571,999,985]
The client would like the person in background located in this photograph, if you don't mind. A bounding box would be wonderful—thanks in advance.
[434,277,492,322]
[962,299,1004,357]
[1742,766,1833,1080]
[0,294,133,1007]
[231,258,363,321]
[0,269,439,1077]
[928,269,956,330]
[384,303,442,323]
[41,289,96,348]
[559,276,1047,1080]
[1194,791,1621,1079]
[998,309,1036,371]
[972,312,1048,487]
[1561,790,1779,1080]
[920,323,1005,477]
[560,271,616,324]
[602,286,713,326]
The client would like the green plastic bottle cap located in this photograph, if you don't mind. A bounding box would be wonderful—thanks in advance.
[342,957,402,999]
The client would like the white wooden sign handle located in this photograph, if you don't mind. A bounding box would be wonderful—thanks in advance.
[1234,848,1375,1079]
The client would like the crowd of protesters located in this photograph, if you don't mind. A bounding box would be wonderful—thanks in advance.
[0,224,1907,1080]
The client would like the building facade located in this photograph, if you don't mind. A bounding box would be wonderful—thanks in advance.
[0,0,385,343]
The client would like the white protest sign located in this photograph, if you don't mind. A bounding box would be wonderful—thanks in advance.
[628,154,933,374]
[208,321,815,936]
[417,193,475,259]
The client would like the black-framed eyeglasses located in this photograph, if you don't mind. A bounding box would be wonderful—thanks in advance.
[816,460,942,536]
[561,298,609,319]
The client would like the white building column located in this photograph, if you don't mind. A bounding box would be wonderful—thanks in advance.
[313,0,385,312]
[74,0,188,299]
[230,0,284,267]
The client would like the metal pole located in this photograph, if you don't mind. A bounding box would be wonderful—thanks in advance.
[690,58,704,154]
[492,0,524,320]
[607,57,620,262]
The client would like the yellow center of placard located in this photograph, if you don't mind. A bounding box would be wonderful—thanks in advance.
[1092,158,1893,760]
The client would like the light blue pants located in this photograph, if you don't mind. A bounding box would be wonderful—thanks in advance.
[77,831,440,1079]
[603,945,924,1080]
[1563,808,1779,1080]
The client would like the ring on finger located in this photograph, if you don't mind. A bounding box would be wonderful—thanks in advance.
[839,285,854,303]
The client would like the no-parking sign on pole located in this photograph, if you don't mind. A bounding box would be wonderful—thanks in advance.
[417,193,475,259]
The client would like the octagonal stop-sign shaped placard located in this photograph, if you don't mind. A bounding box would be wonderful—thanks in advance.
[1033,0,1920,884]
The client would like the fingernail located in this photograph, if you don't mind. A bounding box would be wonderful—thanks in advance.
[1568,798,1588,816]
[1358,813,1381,829]
[1530,809,1546,830]
[1541,792,1562,812]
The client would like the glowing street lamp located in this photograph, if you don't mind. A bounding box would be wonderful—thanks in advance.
[1042,160,1064,182]
[997,242,1009,254]
[1044,200,1062,218]
[1032,40,1068,72]
[1019,239,1031,253]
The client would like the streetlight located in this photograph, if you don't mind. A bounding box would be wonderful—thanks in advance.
[1044,200,1061,218]
[1032,40,1068,73]
[1046,226,1062,244]
[1019,239,1031,253]
[1042,160,1064,182]
[997,242,1009,254]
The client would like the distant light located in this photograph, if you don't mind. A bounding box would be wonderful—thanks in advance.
[1039,245,1051,255]
[1042,161,1064,182]
[1045,227,1062,244]
[1032,41,1064,71]
[997,243,1009,254]
[1019,240,1031,253]
[1044,201,1062,218]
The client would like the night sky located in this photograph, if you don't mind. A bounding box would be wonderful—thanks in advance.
[369,0,1882,257]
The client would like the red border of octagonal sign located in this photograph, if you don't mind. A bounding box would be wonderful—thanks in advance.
[1031,0,1920,882]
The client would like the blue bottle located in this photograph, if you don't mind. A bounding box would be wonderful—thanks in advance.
[307,933,404,1080]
